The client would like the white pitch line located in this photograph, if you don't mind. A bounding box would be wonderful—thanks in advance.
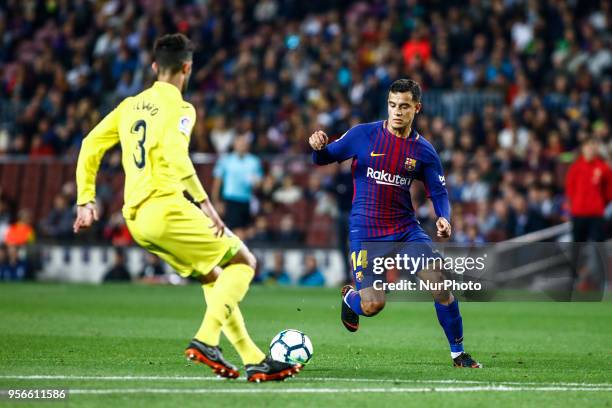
[66,386,612,394]
[307,377,612,388]
[0,375,611,389]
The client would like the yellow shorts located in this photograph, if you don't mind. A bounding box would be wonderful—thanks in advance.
[125,193,242,278]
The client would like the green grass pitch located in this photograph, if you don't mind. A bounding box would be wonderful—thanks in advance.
[0,283,610,407]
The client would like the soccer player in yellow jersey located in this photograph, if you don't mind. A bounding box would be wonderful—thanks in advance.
[73,33,301,382]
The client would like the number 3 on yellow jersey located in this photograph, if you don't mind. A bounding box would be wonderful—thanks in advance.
[131,119,147,169]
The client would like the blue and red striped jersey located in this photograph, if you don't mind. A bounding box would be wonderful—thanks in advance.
[313,120,450,240]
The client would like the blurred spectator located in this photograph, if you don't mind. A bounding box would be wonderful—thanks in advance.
[258,174,279,212]
[30,136,55,157]
[210,116,236,154]
[4,209,35,246]
[509,195,547,237]
[304,173,323,203]
[2,245,27,281]
[212,136,263,234]
[61,182,78,206]
[448,172,466,203]
[298,254,325,287]
[464,225,485,245]
[498,118,529,157]
[540,186,562,223]
[461,169,489,203]
[276,214,303,243]
[566,138,612,292]
[258,252,291,285]
[566,139,612,242]
[250,215,273,243]
[103,212,133,247]
[304,172,338,217]
[480,198,513,241]
[272,175,303,206]
[39,194,74,240]
[115,71,142,100]
[139,253,165,278]
[0,195,13,240]
[0,245,9,280]
[402,25,431,67]
[138,253,167,284]
[103,248,131,282]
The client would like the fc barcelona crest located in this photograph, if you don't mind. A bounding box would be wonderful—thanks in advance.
[405,157,417,171]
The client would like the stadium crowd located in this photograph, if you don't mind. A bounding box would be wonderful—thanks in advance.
[0,0,611,254]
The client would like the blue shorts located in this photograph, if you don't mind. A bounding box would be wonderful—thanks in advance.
[349,228,440,290]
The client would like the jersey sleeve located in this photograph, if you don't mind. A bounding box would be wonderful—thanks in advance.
[162,105,208,202]
[420,145,451,220]
[312,126,361,165]
[76,105,121,205]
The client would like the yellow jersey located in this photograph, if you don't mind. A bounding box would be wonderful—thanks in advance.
[76,81,207,218]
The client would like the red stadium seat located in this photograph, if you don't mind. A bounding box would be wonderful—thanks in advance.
[19,163,44,219]
[290,200,313,230]
[462,202,479,215]
[39,162,67,218]
[109,173,125,214]
[0,163,22,202]
[306,214,335,247]
[63,162,77,182]
[292,172,310,188]
[195,163,214,192]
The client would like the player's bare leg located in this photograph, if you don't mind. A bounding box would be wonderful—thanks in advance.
[417,268,482,368]
[360,286,386,316]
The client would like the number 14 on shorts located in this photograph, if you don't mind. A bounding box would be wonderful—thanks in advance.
[350,249,368,271]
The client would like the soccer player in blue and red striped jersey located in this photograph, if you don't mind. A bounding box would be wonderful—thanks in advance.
[310,79,481,368]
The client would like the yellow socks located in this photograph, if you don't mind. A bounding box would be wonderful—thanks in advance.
[194,264,264,364]
[218,302,265,365]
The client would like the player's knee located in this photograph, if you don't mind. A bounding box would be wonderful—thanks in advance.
[362,300,385,316]
[433,290,452,304]
[242,250,257,271]
[227,247,257,271]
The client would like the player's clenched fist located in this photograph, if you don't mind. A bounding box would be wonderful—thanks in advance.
[436,217,452,239]
[309,130,328,151]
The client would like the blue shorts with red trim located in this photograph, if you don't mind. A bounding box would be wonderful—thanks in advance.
[349,227,440,290]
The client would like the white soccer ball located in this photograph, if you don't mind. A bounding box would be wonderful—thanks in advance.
[269,329,313,364]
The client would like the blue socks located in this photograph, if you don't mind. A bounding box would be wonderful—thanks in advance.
[344,289,365,316]
[345,290,464,355]
[434,298,464,354]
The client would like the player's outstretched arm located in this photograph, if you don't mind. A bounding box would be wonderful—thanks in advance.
[422,147,452,239]
[74,106,120,233]
[310,127,359,165]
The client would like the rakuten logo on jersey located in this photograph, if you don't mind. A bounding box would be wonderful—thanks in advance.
[366,167,411,187]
